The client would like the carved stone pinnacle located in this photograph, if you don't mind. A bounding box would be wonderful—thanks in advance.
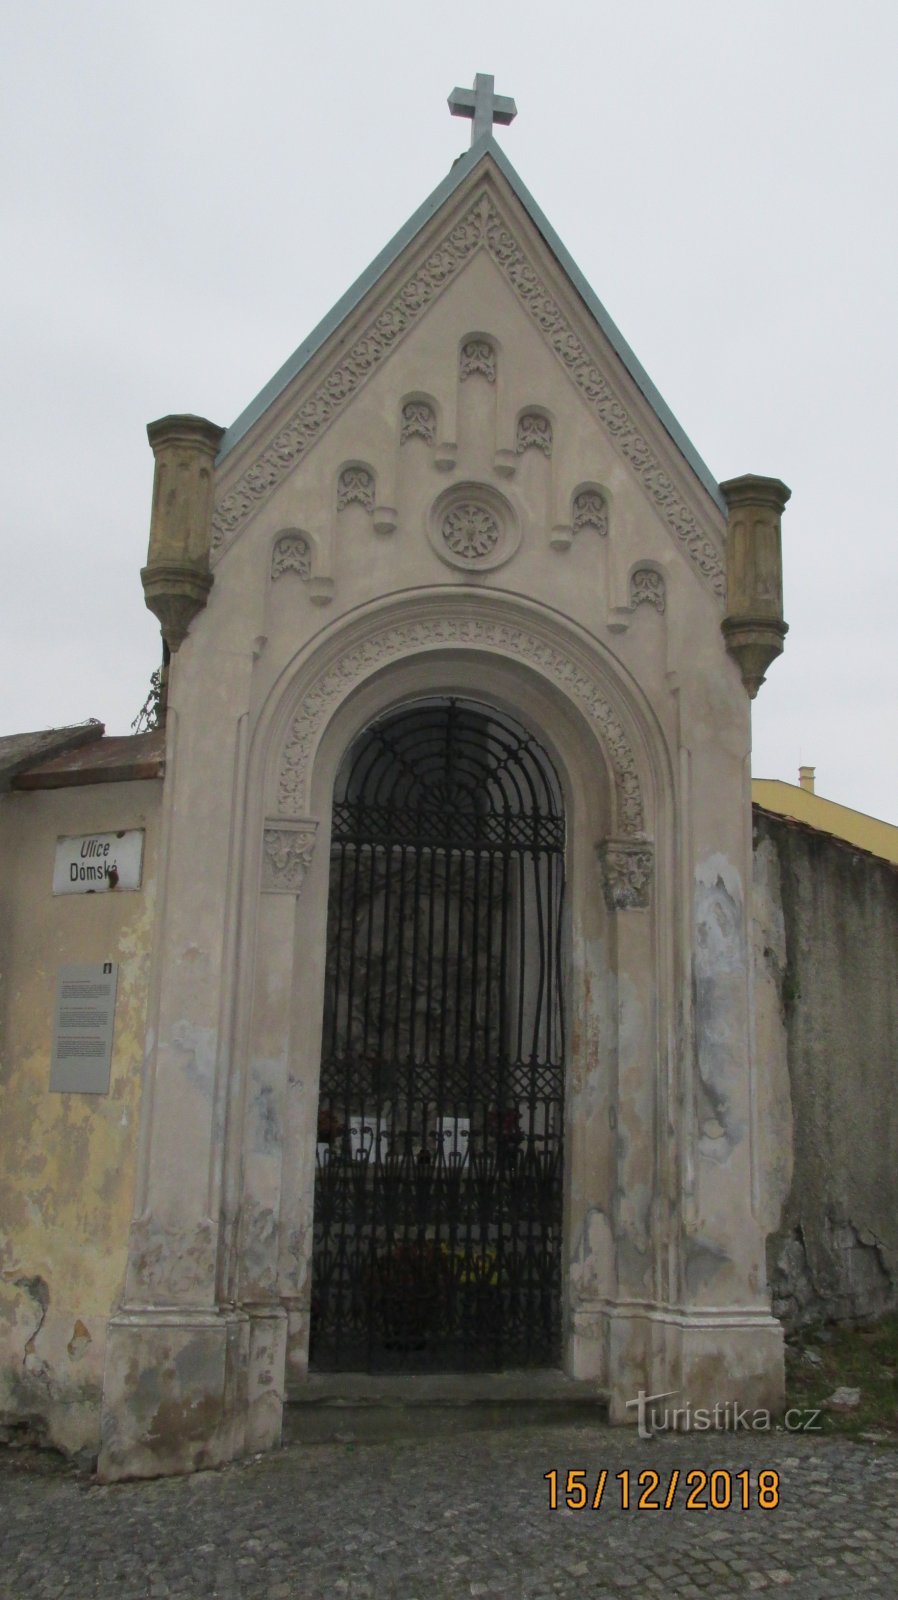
[720,474,791,697]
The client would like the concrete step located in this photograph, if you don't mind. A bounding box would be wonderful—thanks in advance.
[283,1371,609,1445]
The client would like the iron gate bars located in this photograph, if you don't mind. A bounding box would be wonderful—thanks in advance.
[310,698,565,1371]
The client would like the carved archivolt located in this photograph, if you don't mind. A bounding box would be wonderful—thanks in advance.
[262,820,318,895]
[400,400,436,444]
[460,337,496,382]
[516,412,553,456]
[573,489,608,537]
[598,839,654,910]
[337,466,374,512]
[211,189,723,598]
[630,567,666,613]
[277,613,646,835]
[271,532,311,581]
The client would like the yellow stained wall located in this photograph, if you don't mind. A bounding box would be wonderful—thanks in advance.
[0,779,160,1457]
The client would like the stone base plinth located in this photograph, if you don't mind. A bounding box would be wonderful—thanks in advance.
[587,1303,784,1428]
[98,1308,250,1482]
[245,1303,287,1454]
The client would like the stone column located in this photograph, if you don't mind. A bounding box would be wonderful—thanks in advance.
[595,840,661,1417]
[720,474,791,697]
[236,820,319,1452]
[99,413,252,1483]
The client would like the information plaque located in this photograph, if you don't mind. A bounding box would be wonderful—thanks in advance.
[49,963,118,1094]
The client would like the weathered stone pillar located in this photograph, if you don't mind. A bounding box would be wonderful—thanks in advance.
[595,840,660,1417]
[720,474,790,697]
[141,415,224,654]
[237,820,320,1453]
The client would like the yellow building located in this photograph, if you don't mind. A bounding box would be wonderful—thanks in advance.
[752,767,898,867]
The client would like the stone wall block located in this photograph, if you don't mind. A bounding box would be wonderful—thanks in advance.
[97,1309,249,1482]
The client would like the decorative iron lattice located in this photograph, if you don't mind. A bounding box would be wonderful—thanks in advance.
[311,699,566,1372]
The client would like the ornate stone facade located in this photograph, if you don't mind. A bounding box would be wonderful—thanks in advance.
[76,135,788,1489]
[210,189,723,600]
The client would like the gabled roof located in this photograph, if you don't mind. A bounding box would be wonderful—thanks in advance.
[218,135,724,516]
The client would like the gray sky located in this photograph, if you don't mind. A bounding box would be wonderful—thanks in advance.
[2,0,896,821]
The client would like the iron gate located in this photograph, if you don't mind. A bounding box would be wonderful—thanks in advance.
[310,698,565,1370]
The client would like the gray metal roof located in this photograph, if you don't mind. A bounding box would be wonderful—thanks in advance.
[218,135,725,514]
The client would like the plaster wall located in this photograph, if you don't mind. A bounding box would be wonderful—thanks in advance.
[754,807,898,1327]
[0,779,160,1456]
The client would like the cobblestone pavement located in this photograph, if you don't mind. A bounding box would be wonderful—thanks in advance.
[2,1422,897,1600]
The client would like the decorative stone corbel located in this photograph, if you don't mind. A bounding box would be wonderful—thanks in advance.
[141,415,225,652]
[719,474,791,697]
[261,819,318,895]
[598,839,654,911]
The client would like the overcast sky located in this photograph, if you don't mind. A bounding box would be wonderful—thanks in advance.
[2,1,895,821]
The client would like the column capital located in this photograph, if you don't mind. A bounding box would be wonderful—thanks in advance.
[597,839,654,911]
[261,819,319,895]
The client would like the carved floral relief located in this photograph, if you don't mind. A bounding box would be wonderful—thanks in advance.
[400,401,436,444]
[337,466,375,512]
[516,413,553,456]
[630,567,666,613]
[572,489,609,538]
[271,532,312,581]
[459,338,496,382]
[262,821,318,895]
[441,504,501,560]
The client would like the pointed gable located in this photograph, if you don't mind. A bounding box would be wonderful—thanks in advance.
[211,137,725,597]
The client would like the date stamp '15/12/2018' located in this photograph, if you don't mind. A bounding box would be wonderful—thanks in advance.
[545,1468,781,1512]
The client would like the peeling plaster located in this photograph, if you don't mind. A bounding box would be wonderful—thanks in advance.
[248,1062,283,1155]
[693,857,747,1152]
[169,1021,217,1100]
[570,1206,614,1302]
[67,1320,92,1361]
[685,1237,731,1296]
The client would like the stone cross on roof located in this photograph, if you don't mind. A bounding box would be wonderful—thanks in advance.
[448,73,517,146]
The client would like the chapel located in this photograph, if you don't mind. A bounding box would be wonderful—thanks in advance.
[2,77,895,1481]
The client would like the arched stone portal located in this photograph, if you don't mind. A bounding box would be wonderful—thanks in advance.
[99,594,784,1481]
[241,593,668,1432]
